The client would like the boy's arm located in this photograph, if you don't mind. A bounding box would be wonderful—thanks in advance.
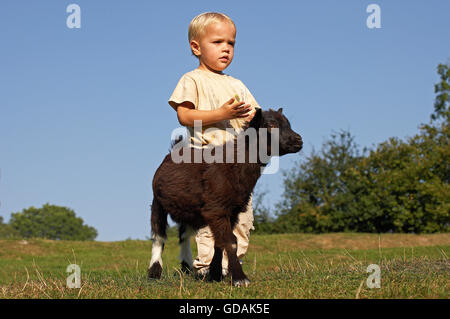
[176,98,253,127]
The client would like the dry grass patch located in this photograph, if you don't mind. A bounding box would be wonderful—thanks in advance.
[250,233,450,252]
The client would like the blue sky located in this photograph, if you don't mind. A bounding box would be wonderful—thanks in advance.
[1,1,449,241]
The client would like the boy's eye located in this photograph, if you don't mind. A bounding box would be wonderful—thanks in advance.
[213,40,235,46]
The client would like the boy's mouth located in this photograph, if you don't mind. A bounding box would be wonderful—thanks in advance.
[219,56,229,62]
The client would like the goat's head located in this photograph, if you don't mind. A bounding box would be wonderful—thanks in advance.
[248,108,303,156]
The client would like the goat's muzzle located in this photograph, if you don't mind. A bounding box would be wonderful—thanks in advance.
[291,134,303,152]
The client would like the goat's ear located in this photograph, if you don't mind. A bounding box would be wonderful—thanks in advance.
[277,108,283,114]
[249,108,263,129]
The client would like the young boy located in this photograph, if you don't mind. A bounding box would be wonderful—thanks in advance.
[168,12,260,277]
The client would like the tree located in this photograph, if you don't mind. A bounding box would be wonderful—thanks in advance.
[431,62,450,123]
[349,126,449,233]
[252,187,277,234]
[276,125,449,233]
[9,203,98,240]
[275,130,367,233]
[275,62,449,234]
[0,216,20,239]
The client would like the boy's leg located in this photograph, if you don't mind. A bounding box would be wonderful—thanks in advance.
[193,195,254,276]
[193,225,215,276]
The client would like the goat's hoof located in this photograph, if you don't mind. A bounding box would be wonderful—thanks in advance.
[233,278,250,287]
[209,275,223,282]
[147,262,162,280]
[180,261,193,274]
[208,271,223,282]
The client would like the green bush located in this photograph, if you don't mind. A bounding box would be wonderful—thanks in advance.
[266,63,450,234]
[0,216,20,239]
[9,203,98,240]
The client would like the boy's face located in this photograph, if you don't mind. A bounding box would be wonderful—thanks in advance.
[191,21,236,73]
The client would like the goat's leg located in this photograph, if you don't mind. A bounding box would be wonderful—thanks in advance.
[209,246,224,282]
[147,199,167,279]
[224,233,250,287]
[206,215,250,287]
[178,224,194,273]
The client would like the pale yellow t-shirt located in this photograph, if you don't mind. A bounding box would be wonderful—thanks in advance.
[168,68,261,147]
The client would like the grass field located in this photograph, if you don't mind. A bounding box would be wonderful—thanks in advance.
[0,233,448,299]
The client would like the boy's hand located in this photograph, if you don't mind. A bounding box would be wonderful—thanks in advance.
[219,97,252,120]
[245,108,256,122]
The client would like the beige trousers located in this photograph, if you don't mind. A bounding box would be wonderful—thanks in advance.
[193,195,255,275]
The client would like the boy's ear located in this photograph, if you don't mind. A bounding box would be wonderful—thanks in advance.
[249,108,263,129]
[190,40,201,57]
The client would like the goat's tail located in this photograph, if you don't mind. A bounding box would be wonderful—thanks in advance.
[148,198,168,279]
[150,198,168,239]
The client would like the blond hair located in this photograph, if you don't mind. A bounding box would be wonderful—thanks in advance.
[188,12,236,58]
